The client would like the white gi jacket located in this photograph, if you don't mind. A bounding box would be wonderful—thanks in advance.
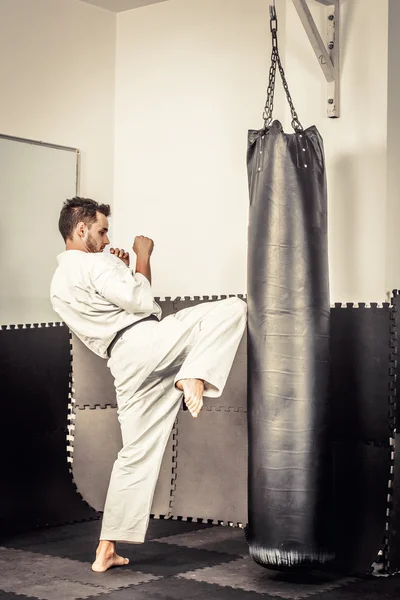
[50,250,162,358]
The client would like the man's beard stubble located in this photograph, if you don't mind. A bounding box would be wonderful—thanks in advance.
[85,232,99,253]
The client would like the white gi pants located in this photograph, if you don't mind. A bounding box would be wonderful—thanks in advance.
[99,297,247,543]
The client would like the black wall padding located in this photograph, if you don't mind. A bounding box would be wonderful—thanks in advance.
[387,293,399,573]
[393,293,400,427]
[0,324,71,433]
[0,324,97,536]
[330,304,392,443]
[69,298,395,574]
[388,434,400,573]
[247,121,333,567]
[0,300,398,571]
[328,304,397,574]
[332,442,390,573]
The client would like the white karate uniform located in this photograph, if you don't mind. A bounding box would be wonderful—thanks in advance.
[51,249,247,543]
[51,250,162,358]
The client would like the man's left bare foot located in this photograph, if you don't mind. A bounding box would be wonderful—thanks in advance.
[176,378,204,418]
[92,540,129,573]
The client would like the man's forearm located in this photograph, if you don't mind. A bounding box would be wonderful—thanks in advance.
[135,255,152,285]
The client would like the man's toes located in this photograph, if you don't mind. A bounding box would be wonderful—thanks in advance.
[193,397,203,410]
[188,404,198,417]
[190,404,202,418]
[184,393,204,418]
[112,555,129,568]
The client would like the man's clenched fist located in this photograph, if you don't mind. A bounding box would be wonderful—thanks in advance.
[110,248,130,267]
[133,236,154,258]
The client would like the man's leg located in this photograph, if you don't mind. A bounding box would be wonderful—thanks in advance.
[160,296,247,413]
[92,370,182,571]
[93,297,247,570]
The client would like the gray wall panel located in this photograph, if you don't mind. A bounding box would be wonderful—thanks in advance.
[72,407,121,511]
[72,406,173,515]
[72,333,116,408]
[211,332,247,410]
[151,427,175,518]
[171,408,247,525]
[70,297,248,523]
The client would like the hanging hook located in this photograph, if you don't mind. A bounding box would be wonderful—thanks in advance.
[269,1,277,33]
[269,0,276,20]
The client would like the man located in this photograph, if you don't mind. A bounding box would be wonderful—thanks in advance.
[51,197,247,573]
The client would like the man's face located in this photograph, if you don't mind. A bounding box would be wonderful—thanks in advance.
[83,212,110,253]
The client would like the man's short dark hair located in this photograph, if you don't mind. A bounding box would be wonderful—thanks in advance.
[58,197,111,242]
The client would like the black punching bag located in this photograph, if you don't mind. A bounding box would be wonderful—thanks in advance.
[246,7,333,568]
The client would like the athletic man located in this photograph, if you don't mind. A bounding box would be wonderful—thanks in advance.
[51,197,247,572]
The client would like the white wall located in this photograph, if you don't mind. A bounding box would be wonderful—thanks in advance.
[0,0,116,204]
[114,0,284,297]
[1,0,393,302]
[283,0,389,303]
[115,0,391,303]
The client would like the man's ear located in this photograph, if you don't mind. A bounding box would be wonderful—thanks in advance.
[76,221,87,238]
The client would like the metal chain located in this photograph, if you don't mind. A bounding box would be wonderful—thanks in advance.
[262,31,278,128]
[262,6,303,132]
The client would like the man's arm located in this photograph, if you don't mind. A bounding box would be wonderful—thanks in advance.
[133,236,154,285]
[91,236,155,314]
[93,262,154,314]
[135,255,151,285]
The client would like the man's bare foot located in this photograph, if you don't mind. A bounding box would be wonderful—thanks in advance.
[176,378,204,418]
[92,540,129,573]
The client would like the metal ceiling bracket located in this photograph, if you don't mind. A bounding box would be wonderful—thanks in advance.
[292,0,340,118]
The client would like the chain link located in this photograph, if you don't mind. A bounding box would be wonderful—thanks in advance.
[262,9,303,132]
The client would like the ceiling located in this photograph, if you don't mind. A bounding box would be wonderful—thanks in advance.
[78,0,168,13]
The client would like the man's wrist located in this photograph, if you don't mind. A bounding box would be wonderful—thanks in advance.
[136,254,151,263]
[135,255,152,284]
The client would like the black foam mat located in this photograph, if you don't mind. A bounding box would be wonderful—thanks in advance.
[393,294,400,427]
[71,301,392,438]
[330,305,391,443]
[0,324,97,533]
[332,442,390,573]
[0,429,97,537]
[1,298,398,573]
[0,324,71,433]
[388,433,400,572]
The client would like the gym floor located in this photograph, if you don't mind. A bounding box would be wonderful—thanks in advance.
[0,519,399,600]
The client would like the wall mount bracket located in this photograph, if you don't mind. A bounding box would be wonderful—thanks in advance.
[292,0,340,118]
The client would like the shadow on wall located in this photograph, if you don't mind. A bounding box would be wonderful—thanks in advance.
[329,149,387,302]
